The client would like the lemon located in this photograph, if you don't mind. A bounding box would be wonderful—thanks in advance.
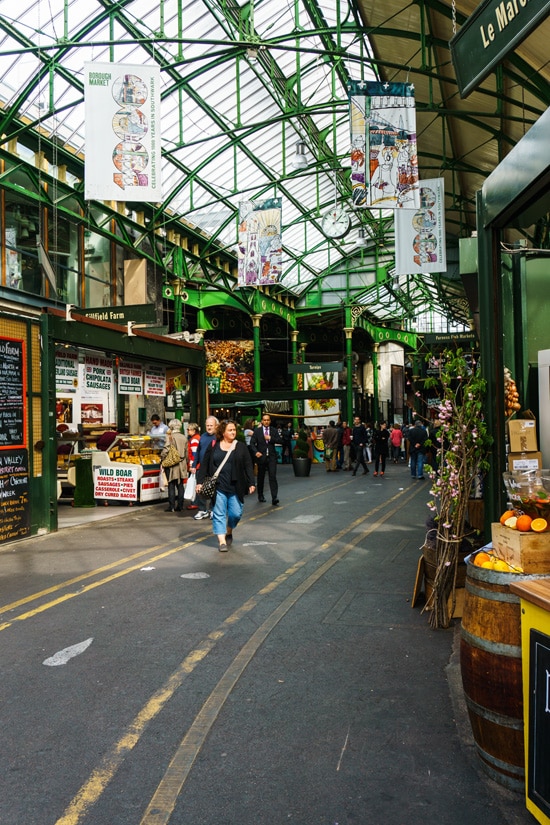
[504,516,518,529]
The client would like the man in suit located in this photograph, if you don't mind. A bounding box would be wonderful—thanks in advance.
[250,413,282,505]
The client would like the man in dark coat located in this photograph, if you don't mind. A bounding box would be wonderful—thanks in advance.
[407,418,428,479]
[250,413,282,505]
[351,415,370,476]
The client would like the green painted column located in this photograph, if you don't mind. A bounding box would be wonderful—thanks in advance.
[290,329,300,427]
[251,314,262,393]
[344,327,354,421]
[477,189,506,529]
[372,343,380,423]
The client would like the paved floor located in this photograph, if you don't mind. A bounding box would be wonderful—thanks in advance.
[0,463,536,824]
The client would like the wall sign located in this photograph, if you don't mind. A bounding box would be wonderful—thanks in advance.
[0,448,30,544]
[0,337,26,449]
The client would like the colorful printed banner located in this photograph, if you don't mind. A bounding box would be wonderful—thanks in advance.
[205,340,254,393]
[394,178,447,275]
[84,62,161,201]
[304,372,340,427]
[349,81,419,209]
[237,199,282,287]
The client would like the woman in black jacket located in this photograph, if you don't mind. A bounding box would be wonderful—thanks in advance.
[196,419,256,552]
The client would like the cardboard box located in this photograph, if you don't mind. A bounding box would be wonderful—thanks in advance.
[508,451,543,472]
[491,522,550,573]
[508,419,538,453]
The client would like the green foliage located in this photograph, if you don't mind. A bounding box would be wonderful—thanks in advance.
[293,428,309,459]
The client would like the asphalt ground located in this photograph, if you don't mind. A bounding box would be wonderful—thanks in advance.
[0,462,536,825]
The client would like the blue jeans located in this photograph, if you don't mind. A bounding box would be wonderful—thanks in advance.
[410,451,425,478]
[212,489,243,536]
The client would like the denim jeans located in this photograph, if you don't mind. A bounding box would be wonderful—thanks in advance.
[212,489,244,536]
[410,451,425,478]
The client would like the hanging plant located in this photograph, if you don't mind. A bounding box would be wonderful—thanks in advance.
[422,349,492,628]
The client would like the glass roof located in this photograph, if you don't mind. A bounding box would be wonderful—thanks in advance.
[1,0,547,331]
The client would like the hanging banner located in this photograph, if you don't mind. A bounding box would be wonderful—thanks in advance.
[394,178,447,275]
[84,355,114,392]
[349,81,419,209]
[304,372,340,427]
[118,361,144,395]
[84,62,161,202]
[55,348,79,393]
[237,198,282,287]
[144,365,166,397]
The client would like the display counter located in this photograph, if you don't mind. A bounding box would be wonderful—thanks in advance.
[91,435,167,504]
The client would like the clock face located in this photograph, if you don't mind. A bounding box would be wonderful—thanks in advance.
[321,206,351,239]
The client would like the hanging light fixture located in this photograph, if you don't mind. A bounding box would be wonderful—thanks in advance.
[292,141,309,170]
[357,227,367,247]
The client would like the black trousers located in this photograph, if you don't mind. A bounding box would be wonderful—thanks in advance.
[256,455,278,500]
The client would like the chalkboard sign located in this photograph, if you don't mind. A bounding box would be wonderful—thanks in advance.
[0,448,30,544]
[0,337,26,448]
[528,628,550,817]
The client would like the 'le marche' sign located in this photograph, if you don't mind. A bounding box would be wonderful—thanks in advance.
[450,0,550,98]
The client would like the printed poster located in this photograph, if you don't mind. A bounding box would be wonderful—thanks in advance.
[349,81,419,209]
[304,372,340,427]
[395,178,447,274]
[144,365,166,397]
[84,62,161,201]
[84,355,114,392]
[55,348,79,393]
[205,341,254,393]
[237,199,282,287]
[118,361,143,395]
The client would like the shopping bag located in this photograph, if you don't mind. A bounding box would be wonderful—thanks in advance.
[184,473,197,501]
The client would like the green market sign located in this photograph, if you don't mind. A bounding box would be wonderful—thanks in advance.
[288,362,344,374]
[77,304,158,325]
[450,0,550,98]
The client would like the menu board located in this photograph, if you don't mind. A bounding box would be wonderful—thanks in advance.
[0,337,26,448]
[528,628,550,818]
[0,448,30,544]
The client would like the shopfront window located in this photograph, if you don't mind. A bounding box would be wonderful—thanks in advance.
[3,199,43,295]
[48,204,80,304]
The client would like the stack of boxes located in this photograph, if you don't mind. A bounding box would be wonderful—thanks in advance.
[507,418,541,471]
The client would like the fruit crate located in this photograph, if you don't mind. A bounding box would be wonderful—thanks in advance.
[491,523,550,574]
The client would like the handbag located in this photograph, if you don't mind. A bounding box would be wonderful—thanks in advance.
[184,472,197,501]
[200,443,235,498]
[161,443,182,468]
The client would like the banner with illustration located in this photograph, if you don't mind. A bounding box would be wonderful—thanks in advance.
[349,81,419,209]
[205,341,254,393]
[84,62,161,202]
[237,199,282,287]
[304,372,340,426]
[394,178,446,274]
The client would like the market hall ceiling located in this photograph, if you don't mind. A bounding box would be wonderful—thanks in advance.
[0,0,548,331]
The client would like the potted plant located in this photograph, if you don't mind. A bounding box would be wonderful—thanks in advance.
[292,428,311,477]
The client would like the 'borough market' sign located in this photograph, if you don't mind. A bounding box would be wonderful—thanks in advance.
[450,0,550,98]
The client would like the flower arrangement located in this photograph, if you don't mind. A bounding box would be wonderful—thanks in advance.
[423,349,492,628]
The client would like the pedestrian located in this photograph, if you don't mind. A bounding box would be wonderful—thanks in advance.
[161,419,188,511]
[196,419,256,552]
[191,415,219,519]
[390,423,402,464]
[351,415,370,476]
[364,421,374,463]
[250,413,282,505]
[149,413,169,447]
[322,420,339,472]
[282,422,293,464]
[407,417,428,479]
[341,420,352,469]
[335,420,344,469]
[372,421,390,476]
[185,423,200,510]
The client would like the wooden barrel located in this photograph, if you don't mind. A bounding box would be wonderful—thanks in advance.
[460,561,547,791]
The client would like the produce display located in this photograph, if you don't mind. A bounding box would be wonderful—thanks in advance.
[504,366,521,417]
[205,340,254,393]
[471,550,523,573]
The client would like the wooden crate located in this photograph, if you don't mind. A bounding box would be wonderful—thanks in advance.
[491,522,550,573]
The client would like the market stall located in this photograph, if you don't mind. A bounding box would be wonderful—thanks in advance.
[90,435,166,504]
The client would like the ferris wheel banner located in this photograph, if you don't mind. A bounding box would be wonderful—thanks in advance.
[84,62,162,202]
[349,81,419,210]
[237,199,282,287]
[394,178,447,275]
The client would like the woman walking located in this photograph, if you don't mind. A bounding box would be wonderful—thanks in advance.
[372,421,390,477]
[196,419,256,552]
[161,419,188,511]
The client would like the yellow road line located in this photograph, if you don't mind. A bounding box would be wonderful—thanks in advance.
[54,484,421,825]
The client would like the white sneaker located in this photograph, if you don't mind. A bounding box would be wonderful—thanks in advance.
[194,510,210,520]
[208,511,213,519]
